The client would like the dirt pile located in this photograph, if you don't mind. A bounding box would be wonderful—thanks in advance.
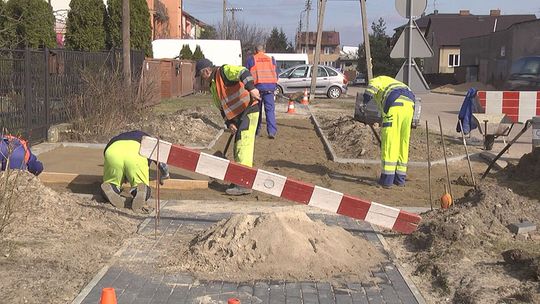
[504,148,540,183]
[128,108,223,146]
[317,114,466,161]
[393,182,540,303]
[165,211,384,283]
[0,171,138,304]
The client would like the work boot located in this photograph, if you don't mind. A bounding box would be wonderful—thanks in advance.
[225,184,252,196]
[100,182,125,208]
[131,184,150,212]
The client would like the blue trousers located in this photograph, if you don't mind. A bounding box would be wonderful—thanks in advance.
[256,91,277,136]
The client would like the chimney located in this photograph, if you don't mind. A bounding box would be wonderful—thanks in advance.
[490,9,501,16]
[459,10,470,16]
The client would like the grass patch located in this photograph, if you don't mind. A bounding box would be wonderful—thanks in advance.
[152,94,216,115]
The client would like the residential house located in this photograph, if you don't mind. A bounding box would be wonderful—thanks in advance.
[295,31,340,67]
[336,46,359,80]
[181,11,208,39]
[419,9,535,84]
[147,0,183,39]
[460,19,540,88]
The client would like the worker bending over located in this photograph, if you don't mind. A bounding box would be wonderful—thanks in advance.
[195,58,261,196]
[363,76,415,188]
[0,134,43,176]
[101,130,169,212]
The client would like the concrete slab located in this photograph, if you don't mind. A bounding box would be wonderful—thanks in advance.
[508,221,537,235]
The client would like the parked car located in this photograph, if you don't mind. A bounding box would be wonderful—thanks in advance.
[275,64,348,99]
[351,73,366,86]
[504,56,540,91]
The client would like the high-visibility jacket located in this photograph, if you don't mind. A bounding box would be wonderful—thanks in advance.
[249,52,278,85]
[209,64,256,121]
[364,76,415,114]
[4,135,30,163]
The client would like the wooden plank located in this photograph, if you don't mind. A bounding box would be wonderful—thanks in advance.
[39,172,207,190]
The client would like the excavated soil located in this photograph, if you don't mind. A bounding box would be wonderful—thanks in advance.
[316,114,472,161]
[387,149,540,304]
[0,171,139,304]
[62,107,223,146]
[162,211,384,284]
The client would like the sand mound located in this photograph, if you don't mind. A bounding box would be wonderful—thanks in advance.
[169,211,383,283]
[400,183,540,303]
[505,148,540,182]
[128,108,222,146]
[317,114,465,161]
[0,171,138,303]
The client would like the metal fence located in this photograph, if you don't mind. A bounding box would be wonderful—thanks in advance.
[0,48,144,143]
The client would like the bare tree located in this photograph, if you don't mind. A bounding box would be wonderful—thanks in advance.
[214,20,268,64]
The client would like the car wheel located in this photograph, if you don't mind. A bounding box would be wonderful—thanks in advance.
[327,86,341,99]
[275,85,283,97]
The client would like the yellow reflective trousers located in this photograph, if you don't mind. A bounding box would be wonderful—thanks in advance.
[234,108,259,167]
[379,97,414,187]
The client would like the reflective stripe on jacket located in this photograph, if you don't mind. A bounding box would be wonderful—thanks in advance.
[250,53,277,85]
[365,76,415,114]
[215,66,252,120]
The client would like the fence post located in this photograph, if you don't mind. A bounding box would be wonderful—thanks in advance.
[24,47,31,139]
[44,48,50,131]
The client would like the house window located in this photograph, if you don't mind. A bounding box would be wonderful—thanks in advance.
[448,54,460,67]
[324,47,332,55]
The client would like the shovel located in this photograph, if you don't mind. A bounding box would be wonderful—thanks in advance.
[213,132,234,159]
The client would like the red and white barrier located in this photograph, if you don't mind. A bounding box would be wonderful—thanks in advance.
[139,136,421,234]
[477,91,540,123]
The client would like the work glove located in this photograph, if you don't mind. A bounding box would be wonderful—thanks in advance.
[158,162,170,185]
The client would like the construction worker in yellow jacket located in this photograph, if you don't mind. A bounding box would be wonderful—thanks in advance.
[195,58,261,195]
[363,76,415,188]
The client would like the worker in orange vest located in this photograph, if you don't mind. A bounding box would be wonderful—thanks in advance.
[246,45,279,139]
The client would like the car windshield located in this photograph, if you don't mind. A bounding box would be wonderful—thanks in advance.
[510,57,540,76]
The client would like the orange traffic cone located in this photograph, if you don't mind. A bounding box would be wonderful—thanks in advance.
[301,89,309,105]
[228,298,241,304]
[287,99,296,114]
[100,288,117,304]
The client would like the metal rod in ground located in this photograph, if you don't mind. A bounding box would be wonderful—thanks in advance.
[458,120,476,188]
[155,136,161,239]
[426,121,433,211]
[369,124,382,146]
[438,116,453,203]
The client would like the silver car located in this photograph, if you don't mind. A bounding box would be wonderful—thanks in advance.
[276,64,348,99]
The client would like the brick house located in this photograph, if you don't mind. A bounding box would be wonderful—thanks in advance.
[295,31,341,67]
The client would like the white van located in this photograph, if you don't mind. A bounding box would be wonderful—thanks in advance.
[152,39,242,66]
[266,53,309,72]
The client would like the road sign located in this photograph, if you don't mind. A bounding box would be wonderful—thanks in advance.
[390,20,433,58]
[395,0,427,18]
[395,60,430,93]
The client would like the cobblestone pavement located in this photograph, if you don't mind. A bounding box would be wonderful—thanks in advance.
[78,200,422,304]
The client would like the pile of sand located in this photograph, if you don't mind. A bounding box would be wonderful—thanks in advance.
[395,182,540,303]
[128,108,223,146]
[505,148,540,182]
[317,114,465,161]
[167,211,384,283]
[0,171,138,303]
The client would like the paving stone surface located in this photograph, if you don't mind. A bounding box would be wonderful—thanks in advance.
[79,201,420,304]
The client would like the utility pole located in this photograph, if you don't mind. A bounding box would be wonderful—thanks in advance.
[305,0,311,54]
[222,0,227,39]
[226,7,243,40]
[122,0,131,88]
[309,0,326,102]
[359,0,372,81]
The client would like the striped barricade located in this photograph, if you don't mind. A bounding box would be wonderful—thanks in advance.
[139,136,422,234]
[477,91,540,123]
